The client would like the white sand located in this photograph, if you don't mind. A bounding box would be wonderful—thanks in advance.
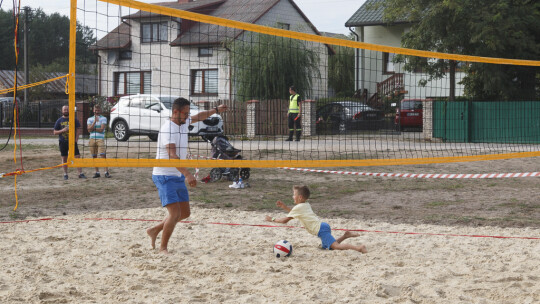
[1,207,539,304]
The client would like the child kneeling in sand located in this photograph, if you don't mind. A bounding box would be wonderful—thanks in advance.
[265,185,367,253]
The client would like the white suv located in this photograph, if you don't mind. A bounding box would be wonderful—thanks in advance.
[109,94,224,141]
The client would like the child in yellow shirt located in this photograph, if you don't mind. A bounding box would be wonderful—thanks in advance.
[265,185,367,253]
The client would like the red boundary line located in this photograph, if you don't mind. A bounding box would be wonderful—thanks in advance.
[2,217,539,240]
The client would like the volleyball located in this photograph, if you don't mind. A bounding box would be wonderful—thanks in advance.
[273,240,293,258]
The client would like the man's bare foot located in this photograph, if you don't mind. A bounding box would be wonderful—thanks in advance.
[344,231,360,238]
[159,249,170,255]
[147,228,159,249]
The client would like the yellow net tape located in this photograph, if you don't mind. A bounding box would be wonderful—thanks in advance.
[0,74,69,95]
[69,151,540,169]
[99,0,540,67]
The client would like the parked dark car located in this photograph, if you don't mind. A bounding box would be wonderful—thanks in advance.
[394,99,423,131]
[316,101,384,134]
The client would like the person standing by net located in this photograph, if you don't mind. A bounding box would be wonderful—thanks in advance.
[53,105,86,180]
[87,104,111,178]
[285,86,302,142]
[147,97,227,254]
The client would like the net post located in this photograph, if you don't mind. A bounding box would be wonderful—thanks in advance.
[67,0,78,163]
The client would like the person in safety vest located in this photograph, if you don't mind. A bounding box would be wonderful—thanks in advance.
[286,86,302,141]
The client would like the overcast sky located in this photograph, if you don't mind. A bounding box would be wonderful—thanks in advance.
[4,0,365,36]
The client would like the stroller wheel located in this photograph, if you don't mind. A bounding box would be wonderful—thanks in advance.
[239,168,250,180]
[227,168,240,181]
[209,168,223,182]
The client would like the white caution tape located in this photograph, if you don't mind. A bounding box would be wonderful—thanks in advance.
[281,167,540,179]
[189,155,539,179]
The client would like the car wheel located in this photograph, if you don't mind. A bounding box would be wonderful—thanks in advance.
[209,168,222,182]
[148,134,158,141]
[113,120,130,141]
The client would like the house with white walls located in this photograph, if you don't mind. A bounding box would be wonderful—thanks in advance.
[345,0,465,105]
[92,0,330,104]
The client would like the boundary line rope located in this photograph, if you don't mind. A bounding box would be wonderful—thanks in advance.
[1,217,538,240]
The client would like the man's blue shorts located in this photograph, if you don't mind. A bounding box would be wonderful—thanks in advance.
[152,175,189,207]
[317,222,336,250]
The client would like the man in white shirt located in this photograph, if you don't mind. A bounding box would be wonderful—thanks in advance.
[147,97,227,254]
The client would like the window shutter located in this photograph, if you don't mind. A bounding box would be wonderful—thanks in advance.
[117,73,125,95]
[193,71,202,93]
[127,72,140,94]
[143,72,151,94]
[205,69,218,93]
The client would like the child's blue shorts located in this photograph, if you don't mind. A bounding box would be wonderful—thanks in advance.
[152,175,189,207]
[317,222,336,249]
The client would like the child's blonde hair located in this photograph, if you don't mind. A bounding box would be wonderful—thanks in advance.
[293,185,310,199]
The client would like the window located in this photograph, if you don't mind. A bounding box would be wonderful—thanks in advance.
[198,47,213,57]
[114,71,151,95]
[175,20,182,37]
[277,22,290,30]
[191,69,218,95]
[119,50,132,60]
[384,52,396,74]
[141,22,168,43]
[129,97,143,108]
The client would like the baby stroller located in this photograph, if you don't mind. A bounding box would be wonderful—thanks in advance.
[204,135,250,182]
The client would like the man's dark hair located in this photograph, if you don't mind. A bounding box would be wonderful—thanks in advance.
[172,97,190,111]
[289,85,296,92]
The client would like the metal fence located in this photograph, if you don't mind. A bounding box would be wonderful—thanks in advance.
[0,100,67,128]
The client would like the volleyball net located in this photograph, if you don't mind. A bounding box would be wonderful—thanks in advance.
[68,0,540,169]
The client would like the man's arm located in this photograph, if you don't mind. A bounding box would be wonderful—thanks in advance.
[53,127,67,135]
[165,144,197,187]
[191,104,228,123]
[97,120,106,133]
[53,122,67,135]
[87,118,96,132]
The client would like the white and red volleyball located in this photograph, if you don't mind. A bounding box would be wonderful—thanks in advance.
[273,240,292,258]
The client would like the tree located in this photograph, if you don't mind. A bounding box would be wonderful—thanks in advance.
[328,34,355,97]
[227,33,320,101]
[381,0,540,101]
[0,8,97,73]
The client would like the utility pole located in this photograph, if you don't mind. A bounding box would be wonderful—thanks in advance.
[23,6,30,108]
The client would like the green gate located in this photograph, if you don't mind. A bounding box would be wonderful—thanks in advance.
[433,101,540,143]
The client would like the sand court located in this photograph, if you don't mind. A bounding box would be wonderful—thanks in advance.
[1,206,539,303]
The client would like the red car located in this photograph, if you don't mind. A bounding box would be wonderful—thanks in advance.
[395,99,423,131]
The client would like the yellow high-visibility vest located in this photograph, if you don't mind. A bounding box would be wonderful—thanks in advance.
[288,94,300,114]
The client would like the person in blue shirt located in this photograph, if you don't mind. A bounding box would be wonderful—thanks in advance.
[53,105,86,180]
[87,105,111,178]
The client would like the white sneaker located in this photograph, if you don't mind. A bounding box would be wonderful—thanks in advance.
[229,182,238,188]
